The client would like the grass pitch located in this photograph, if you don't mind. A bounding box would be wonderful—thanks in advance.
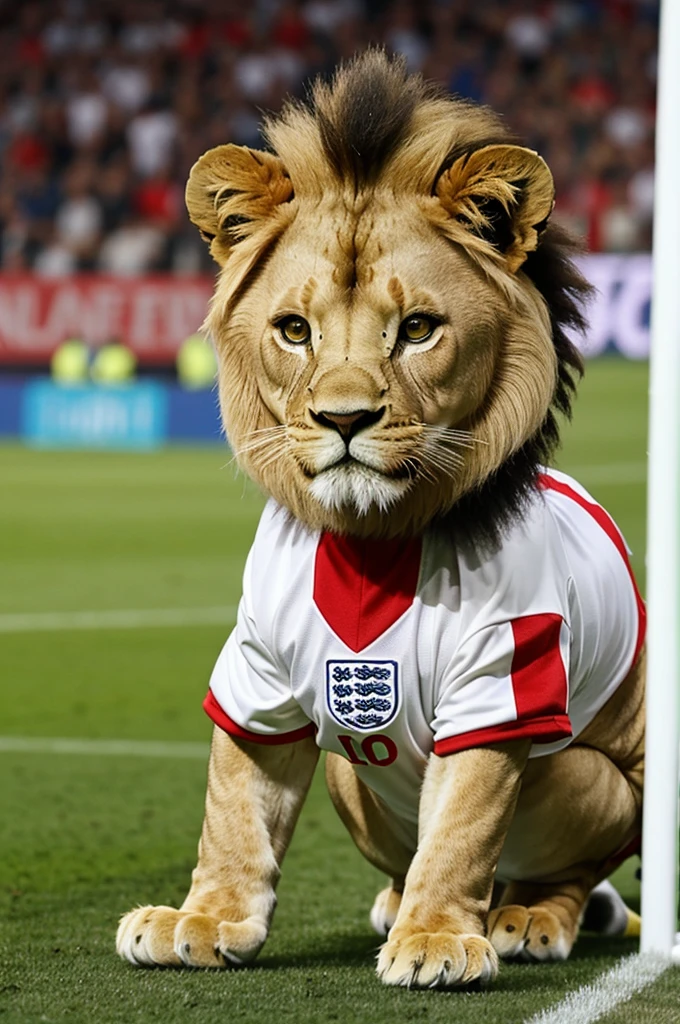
[1,359,676,1024]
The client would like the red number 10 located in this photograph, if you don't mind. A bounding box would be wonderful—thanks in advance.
[337,734,398,766]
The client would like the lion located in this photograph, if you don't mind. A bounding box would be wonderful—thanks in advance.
[116,51,645,987]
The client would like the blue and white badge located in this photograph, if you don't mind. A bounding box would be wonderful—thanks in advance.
[326,660,399,731]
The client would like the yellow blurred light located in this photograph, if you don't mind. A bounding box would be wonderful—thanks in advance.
[176,334,217,390]
[50,339,90,385]
[91,343,137,385]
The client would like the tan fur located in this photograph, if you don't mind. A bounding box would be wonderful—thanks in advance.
[117,728,318,967]
[435,145,554,273]
[119,52,644,988]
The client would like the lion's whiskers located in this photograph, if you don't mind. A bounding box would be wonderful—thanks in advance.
[410,424,484,482]
[252,438,292,471]
[228,421,483,486]
[419,450,464,480]
[232,427,288,456]
[227,425,290,471]
[237,424,288,446]
[422,424,488,452]
[257,444,293,473]
[243,424,289,438]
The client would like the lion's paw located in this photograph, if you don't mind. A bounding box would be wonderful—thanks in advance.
[116,905,267,968]
[376,932,498,988]
[369,887,403,937]
[488,905,571,962]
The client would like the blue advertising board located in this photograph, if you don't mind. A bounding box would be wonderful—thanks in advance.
[22,381,168,449]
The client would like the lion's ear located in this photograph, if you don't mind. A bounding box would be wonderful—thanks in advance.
[185,144,294,261]
[434,145,554,273]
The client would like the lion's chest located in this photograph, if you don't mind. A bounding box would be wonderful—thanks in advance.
[208,479,641,830]
[270,529,456,825]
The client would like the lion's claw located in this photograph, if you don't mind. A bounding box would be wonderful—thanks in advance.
[116,905,267,968]
[376,932,498,988]
[488,904,571,961]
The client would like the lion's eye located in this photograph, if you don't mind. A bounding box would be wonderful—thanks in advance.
[400,315,438,343]
[277,316,311,345]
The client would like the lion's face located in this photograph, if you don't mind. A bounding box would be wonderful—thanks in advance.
[213,192,555,537]
[186,56,572,539]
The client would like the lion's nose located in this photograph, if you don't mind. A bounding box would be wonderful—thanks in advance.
[311,407,385,440]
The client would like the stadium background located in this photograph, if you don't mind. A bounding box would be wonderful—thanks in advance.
[0,0,658,442]
[0,0,659,271]
[0,2,669,1023]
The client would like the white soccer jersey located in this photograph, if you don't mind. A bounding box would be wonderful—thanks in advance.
[205,469,645,827]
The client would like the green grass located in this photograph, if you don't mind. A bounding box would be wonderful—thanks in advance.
[1,358,673,1024]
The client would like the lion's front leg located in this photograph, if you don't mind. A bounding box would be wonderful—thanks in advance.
[377,740,530,988]
[117,726,319,968]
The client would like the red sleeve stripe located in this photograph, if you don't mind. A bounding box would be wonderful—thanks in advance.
[434,714,573,756]
[435,614,570,757]
[511,613,568,720]
[538,473,646,669]
[203,689,316,745]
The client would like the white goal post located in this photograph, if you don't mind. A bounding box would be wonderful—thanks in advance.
[640,0,680,962]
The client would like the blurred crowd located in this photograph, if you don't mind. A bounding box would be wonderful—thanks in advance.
[0,0,659,277]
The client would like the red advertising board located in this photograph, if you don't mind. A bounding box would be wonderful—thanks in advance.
[0,275,215,366]
[0,256,654,366]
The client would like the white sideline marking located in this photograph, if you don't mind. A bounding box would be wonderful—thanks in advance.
[523,952,671,1024]
[0,736,209,759]
[562,462,646,486]
[0,605,237,634]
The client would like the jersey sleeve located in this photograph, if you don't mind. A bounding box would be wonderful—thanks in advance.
[432,613,573,755]
[204,550,315,745]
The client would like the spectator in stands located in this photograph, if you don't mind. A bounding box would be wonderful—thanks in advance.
[0,0,659,274]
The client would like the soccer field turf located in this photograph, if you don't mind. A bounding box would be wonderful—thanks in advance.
[1,358,678,1024]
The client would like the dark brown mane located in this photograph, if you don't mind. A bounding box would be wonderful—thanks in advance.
[440,222,590,547]
[312,53,432,187]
